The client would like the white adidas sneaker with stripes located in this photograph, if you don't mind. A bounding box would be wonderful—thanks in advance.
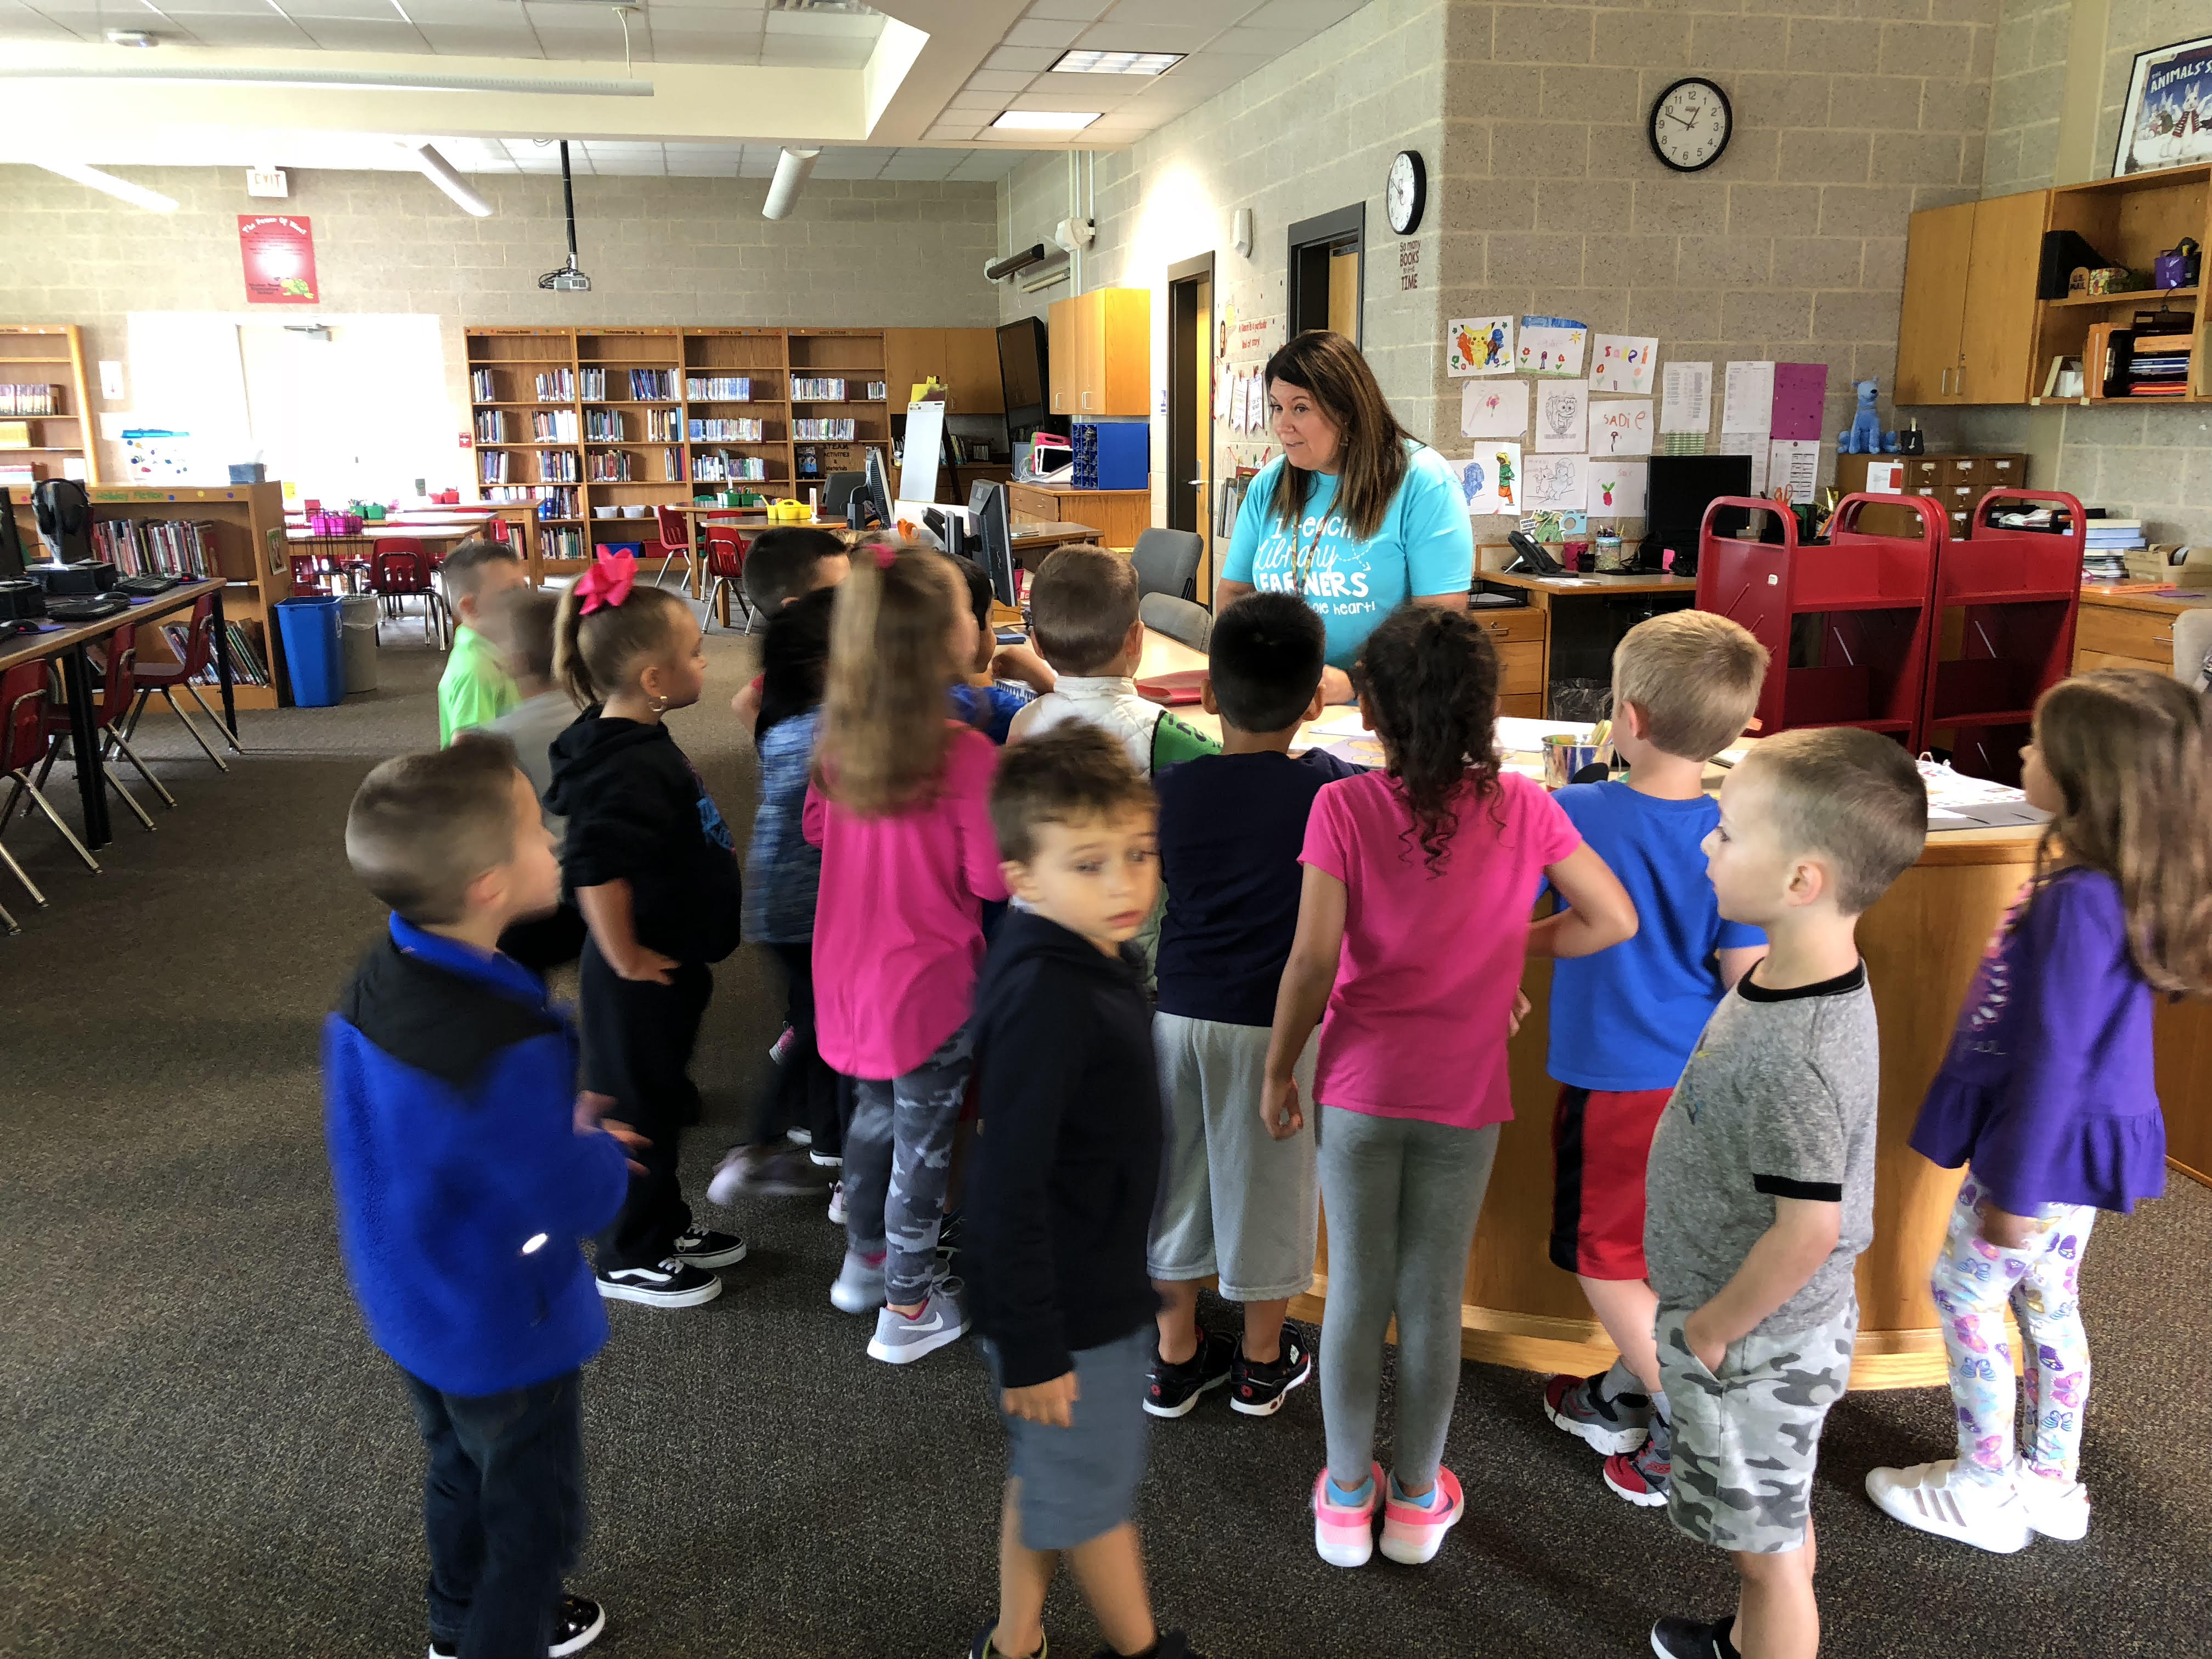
[1865,1459,2032,1553]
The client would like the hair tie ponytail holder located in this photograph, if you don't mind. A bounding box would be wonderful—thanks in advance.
[868,542,896,572]
[575,549,637,615]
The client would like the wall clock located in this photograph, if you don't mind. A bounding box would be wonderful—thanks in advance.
[1649,77,1732,173]
[1386,149,1425,235]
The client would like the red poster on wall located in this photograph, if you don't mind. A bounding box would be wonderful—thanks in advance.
[239,214,319,304]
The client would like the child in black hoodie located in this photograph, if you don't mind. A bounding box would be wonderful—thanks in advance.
[968,725,1206,1659]
[545,552,746,1310]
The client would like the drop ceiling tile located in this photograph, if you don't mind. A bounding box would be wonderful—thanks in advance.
[1100,0,1244,29]
[296,17,435,49]
[1217,24,1313,55]
[1003,16,1084,48]
[874,150,957,180]
[763,7,878,37]
[1020,0,1112,19]
[415,24,542,55]
[1070,20,1226,53]
[963,69,1035,92]
[927,122,985,142]
[1242,0,1363,26]
[148,0,287,16]
[985,44,1058,72]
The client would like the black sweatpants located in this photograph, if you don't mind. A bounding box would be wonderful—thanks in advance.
[580,938,710,1272]
[761,941,843,1158]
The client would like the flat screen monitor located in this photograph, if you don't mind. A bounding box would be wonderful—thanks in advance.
[859,445,894,530]
[822,471,864,518]
[0,487,25,582]
[973,481,1017,607]
[996,317,1048,429]
[1644,455,1754,563]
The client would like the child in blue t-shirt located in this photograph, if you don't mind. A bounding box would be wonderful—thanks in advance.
[947,552,1054,742]
[1527,610,1771,1509]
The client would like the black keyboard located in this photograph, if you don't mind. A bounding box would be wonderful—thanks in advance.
[48,594,132,622]
[118,574,180,597]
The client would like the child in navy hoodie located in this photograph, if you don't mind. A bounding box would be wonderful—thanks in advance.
[324,732,633,1659]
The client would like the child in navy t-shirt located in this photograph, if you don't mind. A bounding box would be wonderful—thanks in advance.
[1528,610,1770,1510]
[1146,595,1356,1420]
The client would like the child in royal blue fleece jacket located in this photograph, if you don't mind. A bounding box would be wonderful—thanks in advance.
[324,733,633,1659]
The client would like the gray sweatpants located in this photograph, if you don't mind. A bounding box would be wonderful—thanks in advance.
[844,1022,973,1306]
[1317,1105,1501,1492]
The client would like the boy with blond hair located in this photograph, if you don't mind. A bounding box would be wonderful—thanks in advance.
[1645,727,1926,1659]
[1533,610,1771,1506]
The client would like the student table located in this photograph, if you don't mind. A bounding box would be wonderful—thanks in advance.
[0,577,234,850]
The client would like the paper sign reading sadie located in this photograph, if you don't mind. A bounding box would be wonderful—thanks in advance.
[1589,399,1654,456]
[239,214,319,304]
[1588,334,1658,395]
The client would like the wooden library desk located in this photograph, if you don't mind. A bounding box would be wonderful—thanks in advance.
[1475,569,1701,719]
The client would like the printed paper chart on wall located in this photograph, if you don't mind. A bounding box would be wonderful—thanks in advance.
[1661,362,1711,433]
[1524,453,1587,512]
[1460,442,1521,516]
[1460,379,1528,438]
[1447,315,1516,377]
[1588,399,1653,456]
[1534,381,1585,453]
[1516,317,1587,378]
[1588,334,1657,396]
[1587,460,1647,517]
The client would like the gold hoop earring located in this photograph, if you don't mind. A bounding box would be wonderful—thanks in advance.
[649,692,671,714]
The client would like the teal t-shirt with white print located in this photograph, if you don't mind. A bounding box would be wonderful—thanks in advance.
[1220,442,1475,668]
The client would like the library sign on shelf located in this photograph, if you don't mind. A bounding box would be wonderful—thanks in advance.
[239,215,319,304]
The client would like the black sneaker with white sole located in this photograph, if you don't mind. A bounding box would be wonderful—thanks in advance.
[427,1594,606,1659]
[1146,1330,1235,1418]
[1229,1330,1313,1417]
[1650,1614,1741,1659]
[595,1257,724,1307]
[669,1224,747,1268]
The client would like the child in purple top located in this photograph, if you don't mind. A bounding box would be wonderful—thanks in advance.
[1868,670,2212,1556]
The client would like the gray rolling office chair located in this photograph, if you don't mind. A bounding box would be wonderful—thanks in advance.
[1130,527,1204,603]
[1141,592,1212,652]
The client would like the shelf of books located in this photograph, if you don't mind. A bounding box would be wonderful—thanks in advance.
[466,326,890,582]
[0,323,99,489]
[2033,165,2209,405]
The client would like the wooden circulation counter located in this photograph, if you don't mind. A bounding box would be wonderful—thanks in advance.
[1134,630,2211,1392]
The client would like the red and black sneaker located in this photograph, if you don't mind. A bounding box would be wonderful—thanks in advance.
[1229,1330,1313,1417]
[1602,1425,1672,1508]
[1145,1330,1235,1418]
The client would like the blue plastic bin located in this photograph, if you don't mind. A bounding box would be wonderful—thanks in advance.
[274,595,345,707]
[1071,419,1149,490]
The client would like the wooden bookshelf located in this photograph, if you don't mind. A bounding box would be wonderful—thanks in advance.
[466,325,893,581]
[0,324,99,487]
[2034,165,2209,404]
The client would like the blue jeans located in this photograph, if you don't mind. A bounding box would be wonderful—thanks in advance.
[404,1368,586,1659]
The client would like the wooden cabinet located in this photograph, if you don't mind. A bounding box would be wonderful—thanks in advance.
[1047,288,1150,417]
[1895,191,2045,405]
[2073,592,2184,675]
[1007,480,1153,550]
[882,328,1003,414]
[1834,452,2027,540]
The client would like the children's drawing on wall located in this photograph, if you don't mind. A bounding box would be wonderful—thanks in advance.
[1588,334,1658,396]
[1447,315,1515,377]
[1462,441,1520,515]
[1589,460,1648,517]
[1534,381,1586,453]
[1516,317,1588,378]
[1589,398,1655,456]
[1525,453,1587,512]
[1460,378,1528,437]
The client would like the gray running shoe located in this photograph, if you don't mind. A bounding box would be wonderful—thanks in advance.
[830,1246,884,1314]
[866,1277,970,1364]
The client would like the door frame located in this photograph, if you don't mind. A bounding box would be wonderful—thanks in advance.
[1166,251,1215,594]
[1287,204,1365,345]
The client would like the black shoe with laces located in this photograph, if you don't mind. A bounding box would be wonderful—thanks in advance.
[669,1223,747,1268]
[596,1256,723,1307]
[428,1593,606,1659]
[1145,1330,1235,1418]
[1229,1330,1313,1417]
[1650,1614,1741,1659]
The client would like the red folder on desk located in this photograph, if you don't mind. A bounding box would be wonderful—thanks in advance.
[1135,670,1208,706]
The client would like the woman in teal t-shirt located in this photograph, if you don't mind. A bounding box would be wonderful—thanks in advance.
[1216,330,1473,700]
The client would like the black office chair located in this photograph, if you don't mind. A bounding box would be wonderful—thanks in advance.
[1140,592,1212,652]
[1130,528,1204,603]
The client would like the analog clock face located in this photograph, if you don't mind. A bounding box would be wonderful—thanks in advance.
[1387,150,1424,234]
[1650,77,1731,172]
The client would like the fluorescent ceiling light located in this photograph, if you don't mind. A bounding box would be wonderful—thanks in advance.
[1048,49,1183,75]
[39,160,177,212]
[0,67,653,95]
[409,142,492,216]
[991,110,1100,131]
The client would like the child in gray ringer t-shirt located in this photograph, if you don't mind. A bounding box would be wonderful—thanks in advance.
[1641,728,1927,1659]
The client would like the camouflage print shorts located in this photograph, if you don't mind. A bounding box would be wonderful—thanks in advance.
[1656,1300,1858,1554]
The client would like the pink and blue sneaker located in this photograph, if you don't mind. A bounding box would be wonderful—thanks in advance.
[1379,1466,1464,1565]
[1312,1462,1384,1567]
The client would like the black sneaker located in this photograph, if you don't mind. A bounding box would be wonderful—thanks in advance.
[1145,1330,1235,1418]
[428,1595,606,1659]
[936,1207,964,1255]
[1229,1330,1313,1417]
[669,1223,748,1268]
[1088,1633,1205,1659]
[1650,1614,1741,1659]
[596,1257,724,1307]
[967,1624,1043,1658]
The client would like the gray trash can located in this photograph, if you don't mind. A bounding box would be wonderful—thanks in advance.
[339,594,381,695]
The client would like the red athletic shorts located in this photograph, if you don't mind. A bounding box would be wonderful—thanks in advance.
[1548,1083,1674,1281]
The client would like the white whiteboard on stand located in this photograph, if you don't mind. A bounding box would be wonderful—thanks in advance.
[901,399,948,504]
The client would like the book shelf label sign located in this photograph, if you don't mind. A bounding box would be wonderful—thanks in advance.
[239,215,319,304]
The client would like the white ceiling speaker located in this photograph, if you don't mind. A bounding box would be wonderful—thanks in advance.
[761,148,820,221]
[1053,217,1094,254]
[1233,207,1254,259]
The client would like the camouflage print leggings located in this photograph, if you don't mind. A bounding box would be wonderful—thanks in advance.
[842,1022,974,1307]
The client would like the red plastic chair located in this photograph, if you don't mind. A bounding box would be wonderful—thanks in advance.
[702,528,754,633]
[1,659,103,906]
[30,625,168,834]
[649,504,697,592]
[125,590,236,771]
[370,543,447,646]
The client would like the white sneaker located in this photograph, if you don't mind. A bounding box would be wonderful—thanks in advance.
[866,1277,970,1365]
[829,1245,884,1314]
[826,1180,847,1226]
[1865,1459,2032,1554]
[2012,1461,2091,1541]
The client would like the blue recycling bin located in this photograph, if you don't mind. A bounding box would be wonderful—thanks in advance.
[275,595,345,707]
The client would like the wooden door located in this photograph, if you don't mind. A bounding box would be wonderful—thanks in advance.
[1895,201,1975,403]
[1047,297,1078,415]
[943,328,1003,413]
[883,328,943,407]
[1956,190,2046,405]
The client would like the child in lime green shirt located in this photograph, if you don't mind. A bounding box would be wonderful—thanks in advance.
[436,539,529,745]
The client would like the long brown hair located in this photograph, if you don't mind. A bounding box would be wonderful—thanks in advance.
[1351,606,1500,874]
[2030,669,2212,995]
[813,541,966,816]
[1264,330,1414,544]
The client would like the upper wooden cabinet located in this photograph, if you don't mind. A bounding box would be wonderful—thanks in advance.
[1048,287,1150,417]
[882,327,1004,414]
[1895,190,2045,405]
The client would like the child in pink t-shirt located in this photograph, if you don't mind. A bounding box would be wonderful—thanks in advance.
[805,544,1007,1367]
[1263,606,1636,1571]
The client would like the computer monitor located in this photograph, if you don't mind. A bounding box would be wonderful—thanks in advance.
[822,471,864,519]
[857,445,894,531]
[1641,455,1754,574]
[996,317,1048,431]
[0,488,26,582]
[973,481,1017,607]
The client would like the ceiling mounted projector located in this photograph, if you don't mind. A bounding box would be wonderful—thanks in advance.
[537,140,591,292]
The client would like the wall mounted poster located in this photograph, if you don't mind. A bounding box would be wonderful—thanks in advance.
[1460,442,1520,516]
[1516,317,1587,377]
[238,214,318,304]
[1589,398,1654,456]
[1525,453,1587,512]
[1447,315,1516,376]
[1588,459,1647,518]
[2116,34,2212,176]
[1460,379,1528,437]
[1534,381,1586,452]
[1588,334,1658,395]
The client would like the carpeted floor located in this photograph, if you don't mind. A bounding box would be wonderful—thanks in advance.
[2,607,2207,1659]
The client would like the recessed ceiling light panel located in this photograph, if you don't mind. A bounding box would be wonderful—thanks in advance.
[1049,49,1183,75]
[990,110,1101,132]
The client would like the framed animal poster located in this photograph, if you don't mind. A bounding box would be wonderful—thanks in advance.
[1447,315,1516,377]
[2115,34,2212,176]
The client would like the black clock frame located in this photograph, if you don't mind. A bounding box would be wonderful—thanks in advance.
[1647,76,1733,174]
[1387,148,1426,234]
